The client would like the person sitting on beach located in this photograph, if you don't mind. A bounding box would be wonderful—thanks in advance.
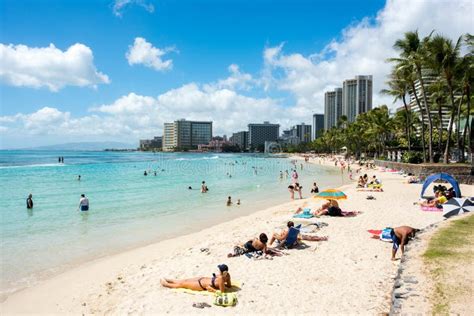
[269,221,328,247]
[228,233,268,257]
[313,199,341,216]
[369,175,380,185]
[407,176,418,184]
[363,174,368,185]
[390,226,420,260]
[227,196,232,206]
[310,182,319,194]
[357,176,365,188]
[161,264,231,293]
[417,191,447,208]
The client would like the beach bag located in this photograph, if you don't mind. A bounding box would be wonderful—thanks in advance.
[214,291,238,307]
[380,228,392,242]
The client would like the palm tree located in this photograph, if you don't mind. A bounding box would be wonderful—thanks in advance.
[382,68,411,150]
[426,34,462,163]
[388,57,428,161]
[456,34,473,162]
[429,78,448,154]
[393,31,435,162]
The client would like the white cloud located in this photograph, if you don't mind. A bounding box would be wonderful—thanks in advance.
[262,0,473,118]
[0,43,110,92]
[113,0,154,17]
[126,37,175,71]
[203,64,254,91]
[1,78,281,148]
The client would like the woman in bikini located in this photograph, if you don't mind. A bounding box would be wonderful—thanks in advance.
[160,264,231,293]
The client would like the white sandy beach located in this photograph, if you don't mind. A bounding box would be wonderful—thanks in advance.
[1,158,473,315]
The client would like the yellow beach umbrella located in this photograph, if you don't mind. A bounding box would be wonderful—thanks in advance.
[313,189,347,200]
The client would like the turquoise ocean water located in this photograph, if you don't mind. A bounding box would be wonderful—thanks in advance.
[0,151,345,297]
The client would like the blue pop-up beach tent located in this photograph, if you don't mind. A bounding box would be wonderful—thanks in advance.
[420,173,461,198]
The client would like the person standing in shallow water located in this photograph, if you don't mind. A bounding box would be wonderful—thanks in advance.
[26,194,33,209]
[78,194,89,211]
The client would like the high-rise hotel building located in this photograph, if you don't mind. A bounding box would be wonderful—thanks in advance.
[162,119,213,151]
[324,88,343,130]
[342,75,373,123]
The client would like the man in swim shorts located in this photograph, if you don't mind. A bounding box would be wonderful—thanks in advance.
[390,226,419,260]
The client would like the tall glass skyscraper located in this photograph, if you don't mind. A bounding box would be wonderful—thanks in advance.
[342,75,373,123]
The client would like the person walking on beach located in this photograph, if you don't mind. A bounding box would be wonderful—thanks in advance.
[78,194,89,211]
[390,226,419,260]
[227,196,233,206]
[26,194,33,209]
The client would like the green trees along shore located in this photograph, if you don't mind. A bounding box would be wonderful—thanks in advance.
[309,31,473,164]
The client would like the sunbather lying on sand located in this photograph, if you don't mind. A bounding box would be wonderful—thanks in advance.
[313,199,341,216]
[228,233,268,257]
[161,264,231,293]
[269,221,327,246]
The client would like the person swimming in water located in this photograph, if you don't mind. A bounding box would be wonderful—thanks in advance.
[77,175,81,181]
[161,264,231,293]
[144,171,148,176]
[237,199,241,205]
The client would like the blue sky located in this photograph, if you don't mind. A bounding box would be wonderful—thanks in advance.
[0,0,471,148]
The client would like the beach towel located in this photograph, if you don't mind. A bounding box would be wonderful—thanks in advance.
[421,206,443,212]
[292,208,313,219]
[357,188,383,192]
[367,228,393,242]
[293,213,314,219]
[172,281,242,296]
[340,211,360,217]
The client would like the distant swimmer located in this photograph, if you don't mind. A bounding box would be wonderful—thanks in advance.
[154,171,157,176]
[291,170,299,183]
[227,196,233,206]
[144,171,148,176]
[58,157,61,163]
[237,199,241,206]
[26,194,33,209]
[188,186,193,190]
[201,181,209,193]
[78,194,89,211]
[77,175,81,181]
